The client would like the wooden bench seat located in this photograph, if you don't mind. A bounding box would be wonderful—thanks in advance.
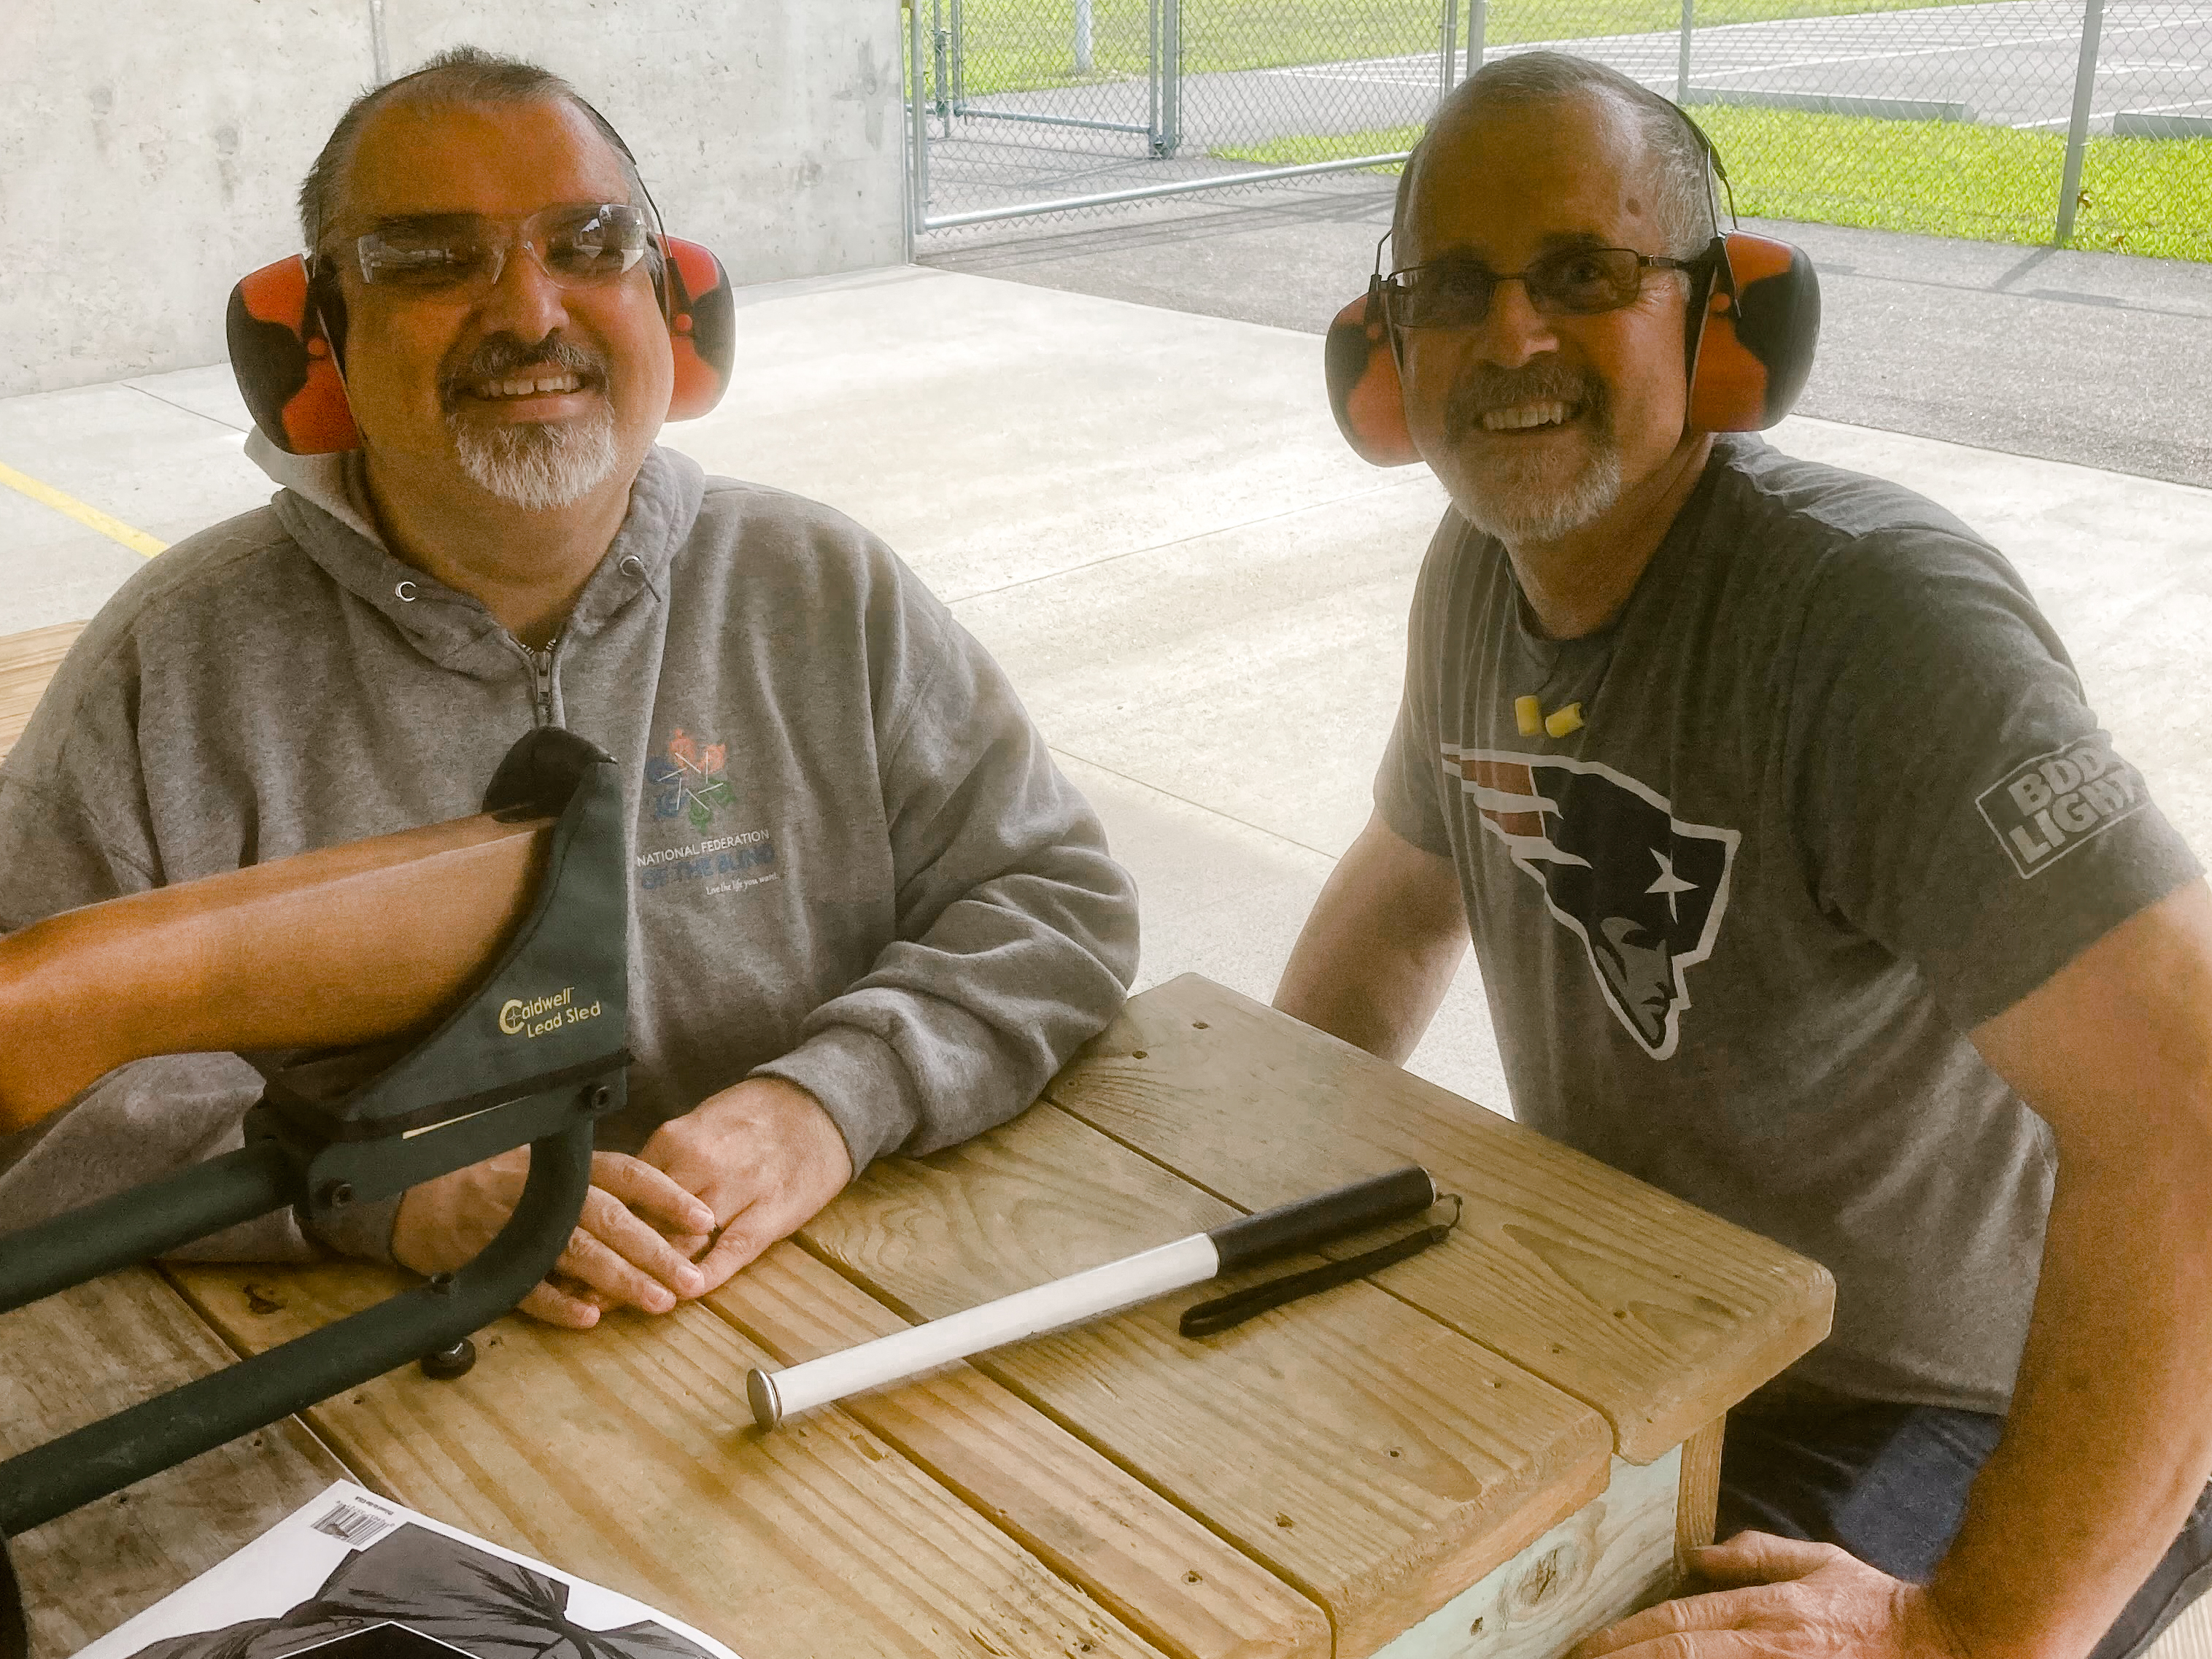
[0,621,87,763]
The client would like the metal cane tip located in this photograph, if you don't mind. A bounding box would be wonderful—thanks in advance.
[746,1367,782,1431]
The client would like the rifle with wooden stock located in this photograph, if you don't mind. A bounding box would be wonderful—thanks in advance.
[0,728,633,1644]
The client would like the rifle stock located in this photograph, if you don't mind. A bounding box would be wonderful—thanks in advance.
[0,812,552,1132]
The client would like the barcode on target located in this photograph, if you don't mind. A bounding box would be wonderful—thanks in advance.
[311,1496,396,1548]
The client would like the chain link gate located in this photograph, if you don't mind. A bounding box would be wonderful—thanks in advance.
[904,0,1472,231]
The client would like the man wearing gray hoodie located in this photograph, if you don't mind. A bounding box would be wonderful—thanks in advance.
[0,51,1139,1329]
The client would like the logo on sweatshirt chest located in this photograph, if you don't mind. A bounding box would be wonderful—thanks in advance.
[638,724,781,901]
[647,727,734,830]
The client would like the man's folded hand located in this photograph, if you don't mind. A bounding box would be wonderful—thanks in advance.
[636,1075,854,1297]
[392,1148,716,1329]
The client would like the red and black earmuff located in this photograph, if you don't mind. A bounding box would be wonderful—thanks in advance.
[225,96,738,457]
[227,257,361,457]
[1682,230,1820,433]
[1324,107,1821,467]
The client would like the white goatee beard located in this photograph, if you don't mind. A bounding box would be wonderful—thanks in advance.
[448,406,621,511]
[1459,441,1625,545]
[1445,366,1625,546]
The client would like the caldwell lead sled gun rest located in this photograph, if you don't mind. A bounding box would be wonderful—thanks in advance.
[0,728,633,1650]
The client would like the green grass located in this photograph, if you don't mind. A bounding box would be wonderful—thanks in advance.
[914,0,2016,97]
[1215,109,2212,262]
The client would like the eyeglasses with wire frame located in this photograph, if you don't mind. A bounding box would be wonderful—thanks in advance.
[329,203,654,296]
[1378,244,1717,331]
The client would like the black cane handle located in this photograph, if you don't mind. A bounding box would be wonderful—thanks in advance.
[1205,1164,1437,1272]
[1182,1196,1462,1339]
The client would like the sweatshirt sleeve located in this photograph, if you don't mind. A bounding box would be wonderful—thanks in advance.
[0,654,382,1264]
[750,569,1140,1170]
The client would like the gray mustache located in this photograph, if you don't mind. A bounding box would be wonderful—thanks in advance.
[1445,367,1601,438]
[442,337,606,398]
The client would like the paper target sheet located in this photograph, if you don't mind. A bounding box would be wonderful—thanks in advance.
[77,1481,745,1659]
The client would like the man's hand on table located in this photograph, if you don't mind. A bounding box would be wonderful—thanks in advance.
[634,1075,854,1296]
[393,1149,716,1329]
[392,1078,850,1326]
[1569,1533,1976,1659]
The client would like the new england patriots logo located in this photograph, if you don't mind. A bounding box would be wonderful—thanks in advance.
[1445,747,1739,1060]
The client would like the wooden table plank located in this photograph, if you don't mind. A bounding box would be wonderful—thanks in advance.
[719,1242,1332,1659]
[1045,977,1835,1463]
[0,1269,347,1657]
[798,1103,1614,1659]
[169,1260,1168,1659]
[0,620,85,762]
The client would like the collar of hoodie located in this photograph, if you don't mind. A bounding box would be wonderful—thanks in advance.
[250,431,704,679]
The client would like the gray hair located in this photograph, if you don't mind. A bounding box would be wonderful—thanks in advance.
[297,46,644,250]
[1395,52,1718,261]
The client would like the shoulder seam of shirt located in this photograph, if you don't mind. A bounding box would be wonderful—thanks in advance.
[694,477,951,770]
[23,511,301,781]
[1778,519,1991,751]
[1777,519,2065,925]
[879,561,960,774]
[1721,442,1992,551]
[110,508,301,614]
[697,475,882,540]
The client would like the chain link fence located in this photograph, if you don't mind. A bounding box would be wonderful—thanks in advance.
[904,0,2212,260]
[903,0,1461,228]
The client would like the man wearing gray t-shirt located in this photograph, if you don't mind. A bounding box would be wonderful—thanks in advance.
[1277,53,2212,1659]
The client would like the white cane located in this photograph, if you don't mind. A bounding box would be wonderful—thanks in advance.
[747,1164,1440,1431]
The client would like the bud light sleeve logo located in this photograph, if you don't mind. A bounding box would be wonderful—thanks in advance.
[1976,734,2148,879]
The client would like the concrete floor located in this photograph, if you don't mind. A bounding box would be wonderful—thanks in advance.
[5,263,2212,1652]
[922,175,2212,489]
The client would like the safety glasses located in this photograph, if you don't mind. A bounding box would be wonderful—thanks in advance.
[336,203,653,295]
[1378,244,1713,331]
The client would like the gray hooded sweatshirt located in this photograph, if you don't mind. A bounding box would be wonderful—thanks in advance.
[0,439,1139,1261]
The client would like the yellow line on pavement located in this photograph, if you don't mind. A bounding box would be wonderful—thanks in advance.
[0,460,166,557]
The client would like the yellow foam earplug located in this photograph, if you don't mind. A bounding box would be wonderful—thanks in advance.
[1544,703,1584,738]
[1515,695,1543,737]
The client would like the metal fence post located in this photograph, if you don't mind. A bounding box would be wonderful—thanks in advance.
[1148,0,1161,154]
[1155,0,1183,158]
[907,0,930,236]
[951,0,967,112]
[1676,0,1695,104]
[932,0,951,135]
[1469,0,1486,80]
[2054,0,2106,244]
[366,0,391,84]
[1075,0,1093,74]
[1440,0,1459,102]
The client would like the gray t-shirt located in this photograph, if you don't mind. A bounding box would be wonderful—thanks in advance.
[1377,434,2200,1415]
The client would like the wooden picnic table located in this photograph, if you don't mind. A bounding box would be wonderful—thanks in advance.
[4,973,1833,1659]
